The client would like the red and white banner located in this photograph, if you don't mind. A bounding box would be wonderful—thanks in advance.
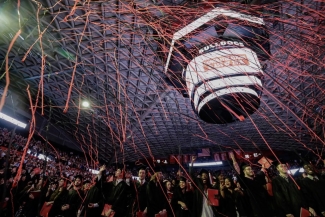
[220,152,228,161]
[183,155,190,163]
[213,153,220,161]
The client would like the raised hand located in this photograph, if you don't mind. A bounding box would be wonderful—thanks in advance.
[99,165,106,173]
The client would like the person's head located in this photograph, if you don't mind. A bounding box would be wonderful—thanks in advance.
[114,164,125,179]
[154,166,163,181]
[138,168,146,181]
[74,175,83,187]
[11,167,17,173]
[217,172,224,182]
[224,177,234,189]
[51,182,58,189]
[58,178,65,188]
[276,162,288,175]
[179,177,187,190]
[171,179,176,186]
[83,180,91,190]
[35,176,44,188]
[165,180,172,191]
[115,168,124,179]
[303,164,314,176]
[242,165,254,178]
[200,169,209,184]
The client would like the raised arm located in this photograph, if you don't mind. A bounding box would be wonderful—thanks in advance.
[230,152,240,174]
[189,156,196,177]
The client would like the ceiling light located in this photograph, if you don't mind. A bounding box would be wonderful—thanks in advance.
[189,162,223,167]
[82,101,90,107]
[0,112,27,128]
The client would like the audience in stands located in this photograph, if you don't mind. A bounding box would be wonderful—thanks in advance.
[1,127,325,217]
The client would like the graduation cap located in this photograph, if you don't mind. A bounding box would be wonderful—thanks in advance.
[179,176,187,182]
[83,180,91,185]
[200,169,209,175]
[272,160,288,169]
[153,166,162,173]
[115,164,125,171]
[137,166,147,171]
[241,163,251,171]
[215,170,221,177]
[272,161,281,168]
[74,175,84,181]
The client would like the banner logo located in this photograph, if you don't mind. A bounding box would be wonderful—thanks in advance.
[203,54,249,71]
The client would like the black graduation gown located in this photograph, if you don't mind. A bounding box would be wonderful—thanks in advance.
[48,188,68,217]
[299,176,325,215]
[234,188,251,217]
[0,183,10,215]
[146,180,167,217]
[171,187,193,217]
[272,176,307,217]
[60,188,84,217]
[97,179,129,217]
[124,181,136,217]
[133,180,148,212]
[189,168,218,217]
[83,185,103,217]
[17,185,42,217]
[239,175,273,217]
[219,188,237,217]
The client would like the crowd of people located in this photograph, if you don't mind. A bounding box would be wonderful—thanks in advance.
[1,127,325,217]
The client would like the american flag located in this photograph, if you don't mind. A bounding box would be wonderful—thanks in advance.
[197,148,211,157]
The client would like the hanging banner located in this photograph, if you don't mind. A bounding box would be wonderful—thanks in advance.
[176,155,182,164]
[220,152,228,161]
[213,153,220,161]
[169,155,182,164]
[228,151,235,160]
[169,155,176,164]
[234,149,243,157]
[183,155,190,163]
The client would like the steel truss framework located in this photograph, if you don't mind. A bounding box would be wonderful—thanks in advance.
[0,0,324,162]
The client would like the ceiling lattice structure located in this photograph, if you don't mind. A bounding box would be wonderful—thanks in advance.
[0,0,325,163]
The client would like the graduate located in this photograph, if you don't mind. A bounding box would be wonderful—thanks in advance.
[299,163,325,217]
[171,176,193,217]
[189,156,218,217]
[272,161,315,217]
[238,164,273,217]
[82,182,102,217]
[96,165,129,217]
[219,177,238,217]
[133,167,148,215]
[60,175,84,217]
[146,166,167,217]
[47,178,68,217]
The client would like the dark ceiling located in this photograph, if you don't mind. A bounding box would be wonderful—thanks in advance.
[0,0,324,163]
